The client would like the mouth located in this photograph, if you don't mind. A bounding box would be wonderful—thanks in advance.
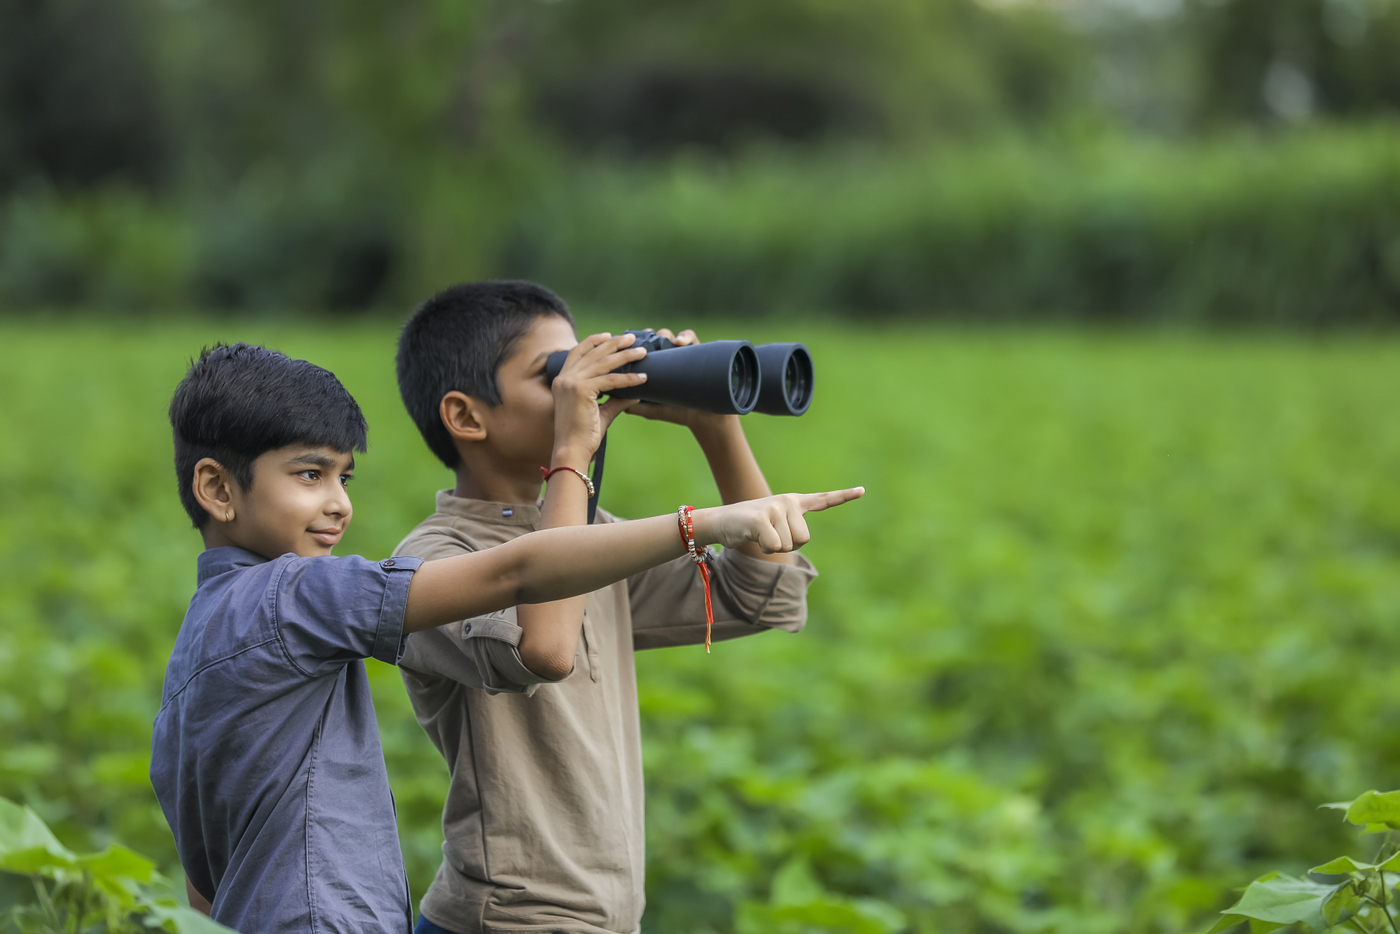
[308,528,344,547]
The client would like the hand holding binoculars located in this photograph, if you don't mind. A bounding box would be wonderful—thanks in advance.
[545,329,813,416]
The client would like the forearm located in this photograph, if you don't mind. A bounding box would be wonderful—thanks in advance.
[404,487,859,632]
[405,514,688,633]
[515,445,591,680]
[692,416,794,564]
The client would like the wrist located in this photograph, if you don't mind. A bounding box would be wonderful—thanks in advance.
[550,445,593,471]
[687,506,719,548]
[690,414,743,448]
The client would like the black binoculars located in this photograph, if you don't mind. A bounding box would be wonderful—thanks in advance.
[545,329,814,416]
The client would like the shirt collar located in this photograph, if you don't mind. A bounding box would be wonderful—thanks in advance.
[433,489,542,528]
[196,546,271,585]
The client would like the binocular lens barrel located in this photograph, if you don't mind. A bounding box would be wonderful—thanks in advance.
[544,333,812,416]
[752,343,814,416]
[546,340,761,415]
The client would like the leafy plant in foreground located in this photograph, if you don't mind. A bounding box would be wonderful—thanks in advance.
[0,797,228,934]
[1208,791,1400,934]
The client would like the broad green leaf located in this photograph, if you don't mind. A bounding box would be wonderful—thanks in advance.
[1205,913,1246,933]
[1344,791,1400,829]
[1218,875,1346,931]
[77,845,160,884]
[1311,852,1400,874]
[0,797,76,875]
[1311,856,1370,874]
[144,903,240,934]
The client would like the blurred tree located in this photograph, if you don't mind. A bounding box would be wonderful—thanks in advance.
[1185,0,1400,123]
[524,0,1090,154]
[0,0,169,192]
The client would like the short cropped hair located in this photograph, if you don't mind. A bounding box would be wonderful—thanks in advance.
[397,280,574,470]
[169,343,369,528]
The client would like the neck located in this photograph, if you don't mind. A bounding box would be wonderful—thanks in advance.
[453,462,541,506]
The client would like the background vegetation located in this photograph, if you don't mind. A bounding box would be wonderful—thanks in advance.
[4,0,1400,931]
[4,322,1400,933]
[3,0,1400,320]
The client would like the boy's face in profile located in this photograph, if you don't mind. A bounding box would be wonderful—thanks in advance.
[198,445,355,559]
[475,314,580,473]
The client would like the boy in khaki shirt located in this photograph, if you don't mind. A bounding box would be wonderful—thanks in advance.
[393,281,830,934]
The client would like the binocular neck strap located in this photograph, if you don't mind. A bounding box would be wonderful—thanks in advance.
[587,432,606,524]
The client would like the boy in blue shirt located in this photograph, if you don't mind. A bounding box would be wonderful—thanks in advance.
[149,342,861,934]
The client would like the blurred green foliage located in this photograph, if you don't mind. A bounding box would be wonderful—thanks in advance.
[1207,790,1400,933]
[2,0,1399,318]
[3,321,1400,933]
[504,126,1400,321]
[0,797,231,933]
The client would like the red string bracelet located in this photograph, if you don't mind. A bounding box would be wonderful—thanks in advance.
[540,465,595,497]
[677,505,713,653]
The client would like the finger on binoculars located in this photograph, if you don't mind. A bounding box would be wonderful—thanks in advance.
[591,371,647,392]
[576,339,644,375]
[653,327,698,346]
[799,487,866,512]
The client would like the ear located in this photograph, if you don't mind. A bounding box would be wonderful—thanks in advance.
[440,391,490,444]
[192,458,238,524]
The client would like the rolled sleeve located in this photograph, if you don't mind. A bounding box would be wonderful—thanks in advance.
[399,607,570,696]
[373,557,423,665]
[630,548,818,650]
[272,554,424,677]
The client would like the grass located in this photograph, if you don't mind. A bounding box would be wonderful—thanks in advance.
[2,318,1399,933]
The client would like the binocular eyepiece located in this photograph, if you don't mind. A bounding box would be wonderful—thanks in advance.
[545,330,814,416]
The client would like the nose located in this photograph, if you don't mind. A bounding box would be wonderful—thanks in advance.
[327,482,353,523]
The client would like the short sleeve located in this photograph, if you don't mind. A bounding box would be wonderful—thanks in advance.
[271,554,424,677]
[628,547,818,650]
[399,606,569,696]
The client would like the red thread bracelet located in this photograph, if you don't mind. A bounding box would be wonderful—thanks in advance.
[540,465,595,498]
[677,505,713,653]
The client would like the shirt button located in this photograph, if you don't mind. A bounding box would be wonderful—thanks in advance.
[381,559,395,568]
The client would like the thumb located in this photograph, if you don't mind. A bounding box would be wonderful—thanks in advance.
[797,487,866,513]
[599,397,640,430]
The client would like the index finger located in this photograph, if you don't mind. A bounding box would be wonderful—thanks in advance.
[797,487,865,513]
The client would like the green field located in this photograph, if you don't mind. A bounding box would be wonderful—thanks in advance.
[3,320,1400,934]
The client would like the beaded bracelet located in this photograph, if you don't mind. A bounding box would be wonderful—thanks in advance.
[677,505,713,653]
[540,465,595,498]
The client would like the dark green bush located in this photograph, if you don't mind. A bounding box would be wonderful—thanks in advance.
[504,125,1400,324]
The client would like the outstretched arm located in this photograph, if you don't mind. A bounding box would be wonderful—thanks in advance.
[402,488,862,635]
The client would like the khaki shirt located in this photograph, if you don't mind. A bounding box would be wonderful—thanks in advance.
[393,491,817,934]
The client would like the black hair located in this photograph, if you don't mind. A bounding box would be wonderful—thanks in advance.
[396,280,575,470]
[169,342,369,528]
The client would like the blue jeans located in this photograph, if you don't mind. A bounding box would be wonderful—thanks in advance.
[414,917,460,934]
[415,915,568,934]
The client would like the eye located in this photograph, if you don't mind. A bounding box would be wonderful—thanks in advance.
[299,469,320,481]
[339,474,353,487]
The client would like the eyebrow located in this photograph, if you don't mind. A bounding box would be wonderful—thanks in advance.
[284,452,354,471]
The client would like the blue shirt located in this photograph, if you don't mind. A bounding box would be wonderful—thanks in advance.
[150,546,423,934]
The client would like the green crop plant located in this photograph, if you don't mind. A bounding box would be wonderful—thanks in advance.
[0,797,229,934]
[1207,792,1400,934]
